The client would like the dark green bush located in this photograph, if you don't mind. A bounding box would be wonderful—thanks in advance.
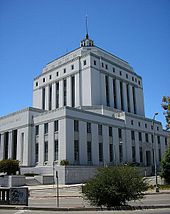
[82,165,148,208]
[60,159,69,165]
[0,159,20,175]
[161,147,170,183]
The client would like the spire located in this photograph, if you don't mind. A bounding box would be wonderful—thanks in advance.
[80,16,94,47]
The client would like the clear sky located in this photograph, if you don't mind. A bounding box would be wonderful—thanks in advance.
[0,0,170,128]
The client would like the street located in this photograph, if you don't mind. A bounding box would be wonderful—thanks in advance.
[0,208,170,214]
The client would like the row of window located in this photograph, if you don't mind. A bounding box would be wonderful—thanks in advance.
[35,121,58,136]
[131,120,160,131]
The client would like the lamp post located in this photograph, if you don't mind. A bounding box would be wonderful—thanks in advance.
[152,112,159,192]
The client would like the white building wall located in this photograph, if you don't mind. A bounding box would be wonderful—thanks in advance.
[65,118,74,163]
[91,123,99,165]
[59,119,66,161]
[48,122,54,165]
[79,121,87,165]
[103,126,109,165]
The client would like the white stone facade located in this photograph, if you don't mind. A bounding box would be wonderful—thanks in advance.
[0,35,169,182]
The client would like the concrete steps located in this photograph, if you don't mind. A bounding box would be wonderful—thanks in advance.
[25,177,41,186]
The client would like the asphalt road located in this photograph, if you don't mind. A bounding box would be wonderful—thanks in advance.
[0,208,170,214]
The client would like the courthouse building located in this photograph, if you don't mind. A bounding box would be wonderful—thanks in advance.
[0,34,169,183]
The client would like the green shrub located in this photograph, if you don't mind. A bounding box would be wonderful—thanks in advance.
[0,159,20,175]
[60,159,69,166]
[82,165,148,208]
[161,147,170,183]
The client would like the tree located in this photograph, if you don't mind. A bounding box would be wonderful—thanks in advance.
[161,96,170,130]
[0,159,20,175]
[161,147,170,183]
[82,165,148,208]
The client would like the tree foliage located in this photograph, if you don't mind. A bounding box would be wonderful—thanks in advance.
[162,96,170,130]
[161,147,170,183]
[0,159,20,175]
[82,165,148,208]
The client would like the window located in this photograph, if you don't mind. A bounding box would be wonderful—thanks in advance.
[165,137,167,146]
[131,130,135,140]
[94,60,96,65]
[118,128,122,139]
[43,78,46,82]
[63,79,67,106]
[87,141,92,162]
[138,122,141,127]
[105,64,108,69]
[159,149,161,161]
[87,122,91,133]
[99,143,103,162]
[54,140,58,160]
[120,71,122,76]
[135,78,137,82]
[74,120,79,132]
[44,123,48,134]
[109,127,112,137]
[119,144,123,162]
[63,68,66,73]
[138,80,141,85]
[145,123,147,128]
[105,76,110,107]
[71,64,74,70]
[56,72,59,76]
[132,77,134,81]
[132,146,136,162]
[102,62,104,67]
[74,140,79,162]
[49,75,52,80]
[132,86,136,114]
[151,125,153,130]
[157,136,160,144]
[54,120,58,132]
[140,147,143,163]
[112,67,115,72]
[42,87,46,110]
[109,144,113,162]
[126,74,128,79]
[98,124,102,136]
[113,79,117,108]
[49,84,52,110]
[120,81,124,110]
[44,141,48,162]
[131,120,134,125]
[71,76,75,107]
[35,143,39,162]
[157,127,159,131]
[35,125,39,136]
[56,82,59,108]
[83,60,86,66]
[36,82,38,87]
[145,133,149,142]
[151,134,154,143]
[138,132,142,141]
[126,84,130,112]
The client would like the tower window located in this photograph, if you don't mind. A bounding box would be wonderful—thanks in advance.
[102,62,104,67]
[49,75,52,80]
[63,68,66,73]
[71,64,74,70]
[94,60,96,65]
[113,67,115,72]
[126,74,128,79]
[56,72,59,76]
[120,71,122,76]
[105,64,108,69]
[36,82,38,87]
[83,60,86,66]
[43,78,46,82]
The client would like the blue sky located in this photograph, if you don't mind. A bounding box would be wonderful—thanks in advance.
[0,0,170,128]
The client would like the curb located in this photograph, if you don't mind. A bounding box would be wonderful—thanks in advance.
[1,205,170,211]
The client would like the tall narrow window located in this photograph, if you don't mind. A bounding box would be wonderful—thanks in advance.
[42,87,46,110]
[87,141,92,162]
[74,140,79,162]
[44,141,48,162]
[159,148,161,161]
[131,130,135,141]
[118,128,122,140]
[35,125,39,136]
[56,82,59,108]
[119,144,123,162]
[87,122,91,133]
[105,76,110,107]
[4,132,9,159]
[132,86,136,114]
[63,79,67,106]
[109,144,113,162]
[12,130,17,160]
[98,125,102,136]
[138,132,142,141]
[132,146,136,162]
[126,84,130,112]
[71,76,75,107]
[157,136,160,144]
[44,123,48,134]
[109,127,112,137]
[35,142,39,162]
[74,120,79,132]
[113,79,117,108]
[120,81,124,110]
[145,133,149,142]
[140,147,143,163]
[54,140,58,161]
[99,143,103,162]
[49,84,52,110]
[54,120,58,132]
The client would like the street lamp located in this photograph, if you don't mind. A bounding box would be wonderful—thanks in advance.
[152,112,159,192]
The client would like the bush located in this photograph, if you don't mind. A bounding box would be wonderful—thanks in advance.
[161,147,170,183]
[60,159,69,166]
[0,159,20,175]
[82,165,148,208]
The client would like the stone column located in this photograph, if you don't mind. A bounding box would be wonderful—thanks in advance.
[91,123,99,165]
[45,86,49,110]
[8,131,13,159]
[103,126,109,165]
[0,133,4,160]
[109,77,114,107]
[101,73,106,106]
[116,79,121,110]
[135,131,140,163]
[52,83,56,110]
[79,121,87,165]
[67,76,72,107]
[59,80,64,108]
[128,85,134,114]
[48,122,54,165]
[75,73,80,107]
[123,82,128,112]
